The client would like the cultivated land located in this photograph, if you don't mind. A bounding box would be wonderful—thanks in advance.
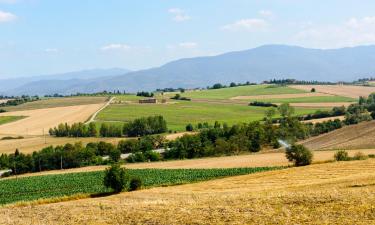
[0,103,105,135]
[290,84,375,99]
[96,101,321,131]
[0,116,26,126]
[8,149,375,178]
[301,120,375,150]
[0,96,107,112]
[2,159,375,224]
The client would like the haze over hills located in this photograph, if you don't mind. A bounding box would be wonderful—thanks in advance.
[3,44,375,95]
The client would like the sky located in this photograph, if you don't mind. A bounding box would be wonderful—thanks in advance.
[1,0,375,78]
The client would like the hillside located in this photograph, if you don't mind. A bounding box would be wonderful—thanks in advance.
[301,120,375,150]
[2,159,375,224]
[4,45,375,95]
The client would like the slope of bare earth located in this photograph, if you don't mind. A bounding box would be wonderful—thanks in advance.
[301,120,375,150]
[290,84,375,98]
[7,149,375,179]
[231,92,332,100]
[2,159,375,224]
[0,104,105,136]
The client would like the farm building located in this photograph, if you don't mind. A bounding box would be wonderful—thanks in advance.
[139,98,157,104]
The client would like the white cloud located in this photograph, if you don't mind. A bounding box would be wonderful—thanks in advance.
[0,10,16,23]
[221,18,269,31]
[295,16,375,48]
[168,8,190,22]
[45,48,59,53]
[101,44,131,51]
[259,10,273,18]
[178,42,198,49]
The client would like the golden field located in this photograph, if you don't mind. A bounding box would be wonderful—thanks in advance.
[2,159,375,224]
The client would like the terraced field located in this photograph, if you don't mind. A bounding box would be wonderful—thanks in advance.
[2,159,375,224]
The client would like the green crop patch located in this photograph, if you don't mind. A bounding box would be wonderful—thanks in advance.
[0,116,27,125]
[0,167,281,205]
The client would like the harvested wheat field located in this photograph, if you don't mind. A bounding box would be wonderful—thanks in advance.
[231,92,332,100]
[7,149,375,179]
[2,159,375,224]
[290,84,375,99]
[301,120,375,150]
[302,115,345,124]
[0,104,105,136]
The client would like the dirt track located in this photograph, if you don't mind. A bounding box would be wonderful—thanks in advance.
[290,85,375,98]
[288,102,353,107]
[0,104,105,136]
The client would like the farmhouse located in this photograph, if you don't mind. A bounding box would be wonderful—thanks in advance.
[139,98,157,104]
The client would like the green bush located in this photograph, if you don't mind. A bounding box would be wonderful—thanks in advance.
[285,144,313,166]
[353,151,368,160]
[129,177,142,191]
[103,164,128,193]
[334,150,349,161]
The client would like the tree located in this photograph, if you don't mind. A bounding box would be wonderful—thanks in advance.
[285,144,313,166]
[311,88,316,92]
[334,150,349,161]
[186,123,194,132]
[278,103,295,118]
[103,164,128,193]
[88,122,98,137]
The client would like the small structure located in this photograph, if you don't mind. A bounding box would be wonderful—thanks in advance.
[139,98,157,104]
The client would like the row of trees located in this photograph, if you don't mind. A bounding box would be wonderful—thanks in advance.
[136,91,154,97]
[49,116,168,138]
[0,96,40,107]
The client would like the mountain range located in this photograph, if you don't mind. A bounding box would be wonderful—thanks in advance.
[2,44,375,96]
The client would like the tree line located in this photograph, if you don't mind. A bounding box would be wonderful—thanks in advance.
[0,96,40,107]
[49,116,168,138]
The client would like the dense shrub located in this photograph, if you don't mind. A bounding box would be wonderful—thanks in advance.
[249,101,277,107]
[103,164,128,193]
[186,123,194,131]
[334,150,349,161]
[136,91,154,97]
[285,144,313,166]
[129,177,142,191]
[353,151,368,160]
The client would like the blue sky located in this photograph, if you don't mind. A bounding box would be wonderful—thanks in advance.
[1,0,375,78]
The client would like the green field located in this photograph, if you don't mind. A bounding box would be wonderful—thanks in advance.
[0,167,280,205]
[96,101,322,131]
[0,116,27,125]
[170,85,307,100]
[0,96,108,112]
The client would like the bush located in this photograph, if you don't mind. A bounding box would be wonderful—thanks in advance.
[334,150,349,161]
[249,101,277,107]
[311,88,316,92]
[129,177,142,191]
[353,151,368,160]
[285,144,313,166]
[103,164,128,193]
[186,123,194,131]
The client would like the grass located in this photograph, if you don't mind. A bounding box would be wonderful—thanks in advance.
[0,167,280,205]
[0,96,108,112]
[169,85,307,100]
[0,116,26,125]
[96,101,321,131]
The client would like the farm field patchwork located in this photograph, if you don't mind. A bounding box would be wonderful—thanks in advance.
[169,85,307,100]
[0,167,279,205]
[96,101,321,131]
[2,160,375,224]
[0,96,108,112]
[290,84,375,99]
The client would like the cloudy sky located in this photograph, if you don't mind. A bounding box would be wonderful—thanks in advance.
[1,0,375,78]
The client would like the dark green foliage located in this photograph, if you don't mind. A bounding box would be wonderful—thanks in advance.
[136,91,154,97]
[285,144,313,166]
[186,123,194,131]
[249,101,277,107]
[0,96,39,107]
[129,177,142,191]
[334,150,349,161]
[170,94,191,101]
[123,115,167,137]
[311,88,316,92]
[103,164,128,193]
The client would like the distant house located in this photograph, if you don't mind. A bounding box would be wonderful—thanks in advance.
[139,98,157,104]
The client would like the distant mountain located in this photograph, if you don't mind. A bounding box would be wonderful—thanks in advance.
[0,68,130,95]
[4,45,375,95]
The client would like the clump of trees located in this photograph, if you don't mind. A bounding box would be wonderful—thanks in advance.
[104,164,129,193]
[170,94,191,101]
[249,101,277,107]
[49,116,168,138]
[0,96,39,107]
[136,91,154,98]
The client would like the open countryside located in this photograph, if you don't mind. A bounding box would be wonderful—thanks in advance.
[3,1,375,224]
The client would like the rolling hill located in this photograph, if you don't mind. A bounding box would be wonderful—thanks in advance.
[4,44,375,95]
